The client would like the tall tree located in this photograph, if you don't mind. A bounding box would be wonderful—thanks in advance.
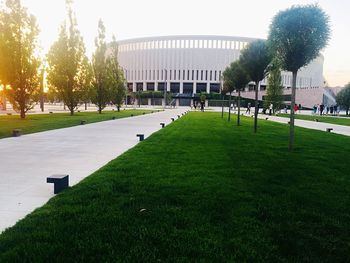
[240,40,272,133]
[0,0,41,118]
[91,20,112,113]
[336,83,350,116]
[108,36,126,112]
[230,61,249,126]
[265,61,284,113]
[47,1,89,115]
[268,4,330,151]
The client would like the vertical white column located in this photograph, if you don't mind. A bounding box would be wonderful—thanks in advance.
[206,82,210,93]
[143,82,147,91]
[132,82,136,92]
[193,82,197,94]
[180,82,184,93]
[155,82,158,91]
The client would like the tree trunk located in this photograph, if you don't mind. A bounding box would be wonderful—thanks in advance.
[85,102,87,110]
[228,92,232,122]
[237,90,241,126]
[289,71,298,151]
[70,108,74,116]
[20,107,25,119]
[254,81,260,133]
[221,94,224,118]
[117,105,120,112]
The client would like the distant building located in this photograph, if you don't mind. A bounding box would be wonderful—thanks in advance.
[116,35,326,107]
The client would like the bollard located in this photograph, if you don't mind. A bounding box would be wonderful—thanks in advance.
[314,119,319,122]
[136,134,144,141]
[160,123,165,128]
[143,112,145,115]
[112,116,116,120]
[171,118,175,121]
[49,111,53,114]
[326,128,333,132]
[131,114,134,117]
[12,129,22,137]
[178,115,180,118]
[47,174,69,194]
[265,117,268,120]
[80,120,86,125]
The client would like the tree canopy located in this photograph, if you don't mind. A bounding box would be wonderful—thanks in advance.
[47,2,89,115]
[0,0,41,118]
[268,4,330,73]
[239,40,271,84]
[336,83,350,115]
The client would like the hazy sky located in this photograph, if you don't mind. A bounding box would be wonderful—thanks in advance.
[18,0,350,87]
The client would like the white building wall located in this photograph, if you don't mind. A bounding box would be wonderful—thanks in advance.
[115,35,324,95]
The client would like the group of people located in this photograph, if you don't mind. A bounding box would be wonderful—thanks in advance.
[192,101,205,112]
[312,104,339,116]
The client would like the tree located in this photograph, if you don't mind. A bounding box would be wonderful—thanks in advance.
[336,84,350,115]
[265,61,284,113]
[268,4,330,151]
[223,65,235,122]
[47,1,89,115]
[0,0,41,118]
[90,20,112,113]
[230,61,249,126]
[108,36,126,112]
[79,57,93,110]
[239,40,272,132]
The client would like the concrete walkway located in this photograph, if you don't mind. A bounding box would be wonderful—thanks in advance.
[258,114,350,136]
[0,109,187,232]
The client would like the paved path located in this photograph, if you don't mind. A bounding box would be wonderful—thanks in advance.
[0,109,187,232]
[258,114,350,136]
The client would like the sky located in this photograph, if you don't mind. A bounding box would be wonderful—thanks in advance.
[17,0,350,87]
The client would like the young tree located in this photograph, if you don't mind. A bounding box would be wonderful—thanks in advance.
[0,0,41,118]
[223,66,235,122]
[239,40,272,133]
[79,57,93,110]
[265,61,284,113]
[230,61,249,126]
[268,4,330,151]
[336,83,350,115]
[91,20,112,113]
[108,36,126,112]
[47,2,89,115]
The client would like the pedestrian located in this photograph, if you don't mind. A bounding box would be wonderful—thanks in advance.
[298,104,302,114]
[269,103,273,116]
[284,105,288,114]
[200,101,204,112]
[246,102,251,114]
[320,104,324,116]
[330,105,334,115]
[334,104,338,115]
[294,103,298,114]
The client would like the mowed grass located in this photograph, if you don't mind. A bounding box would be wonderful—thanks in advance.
[0,110,153,139]
[0,112,350,262]
[278,113,350,126]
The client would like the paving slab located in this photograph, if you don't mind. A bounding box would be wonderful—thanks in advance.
[0,109,186,232]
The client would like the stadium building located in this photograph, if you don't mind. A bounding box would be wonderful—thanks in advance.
[117,35,329,108]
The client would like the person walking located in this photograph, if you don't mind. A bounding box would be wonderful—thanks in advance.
[246,102,251,115]
[320,104,324,116]
[269,103,273,116]
[294,104,299,114]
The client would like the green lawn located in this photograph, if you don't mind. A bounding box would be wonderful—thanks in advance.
[0,110,153,139]
[0,112,349,262]
[278,113,350,126]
